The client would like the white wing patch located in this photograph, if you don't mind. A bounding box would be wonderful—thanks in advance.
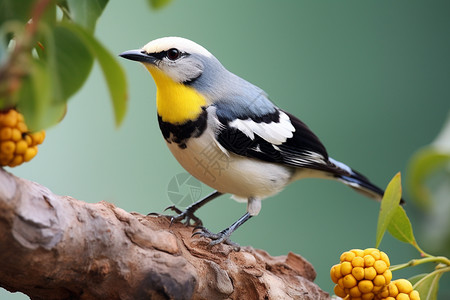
[228,111,295,145]
[206,106,230,156]
[283,150,328,166]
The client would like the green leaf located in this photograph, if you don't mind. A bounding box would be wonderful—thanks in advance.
[66,0,109,33]
[387,205,416,244]
[148,0,173,10]
[16,59,67,130]
[375,172,402,247]
[407,147,450,210]
[408,113,450,210]
[50,24,94,100]
[411,272,442,300]
[14,23,92,130]
[0,0,35,25]
[61,23,127,126]
[409,273,427,285]
[41,1,56,26]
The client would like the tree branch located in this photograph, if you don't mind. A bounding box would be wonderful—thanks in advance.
[0,169,330,299]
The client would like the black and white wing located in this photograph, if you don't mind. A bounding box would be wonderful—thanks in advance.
[214,106,389,201]
[215,107,346,175]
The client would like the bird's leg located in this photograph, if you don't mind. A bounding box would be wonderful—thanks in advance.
[163,190,223,226]
[192,212,252,250]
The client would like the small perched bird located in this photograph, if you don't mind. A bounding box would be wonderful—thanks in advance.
[120,37,390,247]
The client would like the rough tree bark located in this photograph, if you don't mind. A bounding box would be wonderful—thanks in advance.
[0,169,330,300]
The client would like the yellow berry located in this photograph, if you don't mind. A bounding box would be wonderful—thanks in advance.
[364,255,376,267]
[24,146,37,162]
[383,269,392,283]
[30,131,45,145]
[374,260,388,274]
[353,256,365,268]
[397,293,409,300]
[372,285,383,294]
[351,249,365,257]
[338,278,344,289]
[350,286,362,297]
[410,290,420,300]
[11,128,21,141]
[0,127,12,140]
[0,109,43,167]
[334,264,343,279]
[1,141,15,155]
[8,155,23,167]
[373,275,386,287]
[0,153,13,165]
[377,286,389,298]
[17,113,24,122]
[361,292,374,300]
[364,267,377,280]
[371,250,381,260]
[352,267,365,281]
[39,131,46,143]
[17,121,27,133]
[24,134,32,146]
[333,248,396,300]
[331,265,339,283]
[358,280,374,294]
[395,279,413,294]
[343,274,357,288]
[15,140,28,154]
[341,251,356,262]
[364,248,377,255]
[341,261,352,275]
[2,110,18,127]
[388,282,399,296]
[380,251,390,266]
[334,284,347,298]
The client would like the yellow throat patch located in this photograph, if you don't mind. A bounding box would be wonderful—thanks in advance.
[145,66,207,124]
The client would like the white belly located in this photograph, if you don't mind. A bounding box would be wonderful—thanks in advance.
[166,130,293,202]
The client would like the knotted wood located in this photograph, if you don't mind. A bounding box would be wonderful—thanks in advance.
[0,169,330,299]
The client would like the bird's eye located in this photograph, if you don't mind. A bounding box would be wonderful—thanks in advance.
[166,48,181,61]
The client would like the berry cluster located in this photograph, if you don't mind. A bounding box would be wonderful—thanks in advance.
[331,248,420,300]
[376,279,420,300]
[0,109,45,167]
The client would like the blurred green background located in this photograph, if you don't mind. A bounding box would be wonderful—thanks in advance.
[2,0,449,298]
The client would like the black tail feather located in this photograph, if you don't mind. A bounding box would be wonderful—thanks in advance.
[337,169,405,205]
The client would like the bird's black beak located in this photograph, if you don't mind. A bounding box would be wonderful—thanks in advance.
[119,49,156,64]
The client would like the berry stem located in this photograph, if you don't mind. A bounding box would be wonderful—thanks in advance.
[390,256,450,272]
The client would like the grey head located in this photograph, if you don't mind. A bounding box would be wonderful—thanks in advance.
[120,37,277,119]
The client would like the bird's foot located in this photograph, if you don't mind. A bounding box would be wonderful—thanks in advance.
[192,226,241,250]
[161,205,203,227]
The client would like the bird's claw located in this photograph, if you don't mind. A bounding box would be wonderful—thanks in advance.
[163,205,203,227]
[146,212,161,216]
[164,205,183,215]
[192,226,241,250]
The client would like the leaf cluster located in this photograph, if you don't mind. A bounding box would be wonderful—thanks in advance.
[376,173,450,300]
[0,0,126,130]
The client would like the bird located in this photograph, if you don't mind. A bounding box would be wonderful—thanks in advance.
[120,37,396,248]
